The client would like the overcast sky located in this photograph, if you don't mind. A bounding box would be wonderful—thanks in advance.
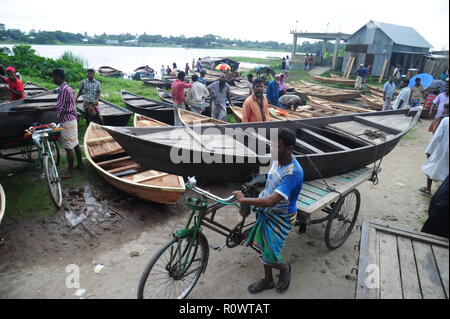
[1,0,448,50]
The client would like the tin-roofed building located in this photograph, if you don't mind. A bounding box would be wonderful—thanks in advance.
[342,20,432,77]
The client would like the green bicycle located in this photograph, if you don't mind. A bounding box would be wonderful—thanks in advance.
[26,123,63,208]
[137,176,264,299]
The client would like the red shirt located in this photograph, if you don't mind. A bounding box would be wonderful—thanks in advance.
[5,77,25,101]
[171,79,191,104]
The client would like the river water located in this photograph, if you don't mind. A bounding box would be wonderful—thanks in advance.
[1,44,288,76]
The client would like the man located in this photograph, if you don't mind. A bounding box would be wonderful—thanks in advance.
[322,49,330,67]
[392,80,411,110]
[0,66,25,101]
[198,70,207,85]
[207,74,231,121]
[281,58,287,74]
[233,128,304,294]
[428,84,449,131]
[186,74,209,114]
[354,64,368,90]
[75,69,103,125]
[286,55,291,71]
[171,71,192,126]
[185,63,190,75]
[160,65,166,78]
[409,78,424,107]
[242,78,270,123]
[279,94,306,111]
[307,54,314,71]
[246,74,254,95]
[36,69,83,179]
[419,106,448,195]
[196,58,203,72]
[382,77,396,111]
[266,74,280,106]
[421,175,449,238]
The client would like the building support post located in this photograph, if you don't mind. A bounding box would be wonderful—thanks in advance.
[332,37,341,70]
[292,34,298,68]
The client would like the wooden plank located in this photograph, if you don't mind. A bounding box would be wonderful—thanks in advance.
[378,59,389,83]
[354,116,402,135]
[86,136,115,145]
[324,125,375,146]
[299,128,351,151]
[431,245,449,298]
[107,164,140,174]
[96,156,131,167]
[397,236,423,299]
[366,226,380,298]
[413,241,446,299]
[379,231,403,299]
[356,220,373,298]
[299,188,323,201]
[301,183,330,196]
[133,173,169,184]
[295,139,325,154]
[346,57,355,79]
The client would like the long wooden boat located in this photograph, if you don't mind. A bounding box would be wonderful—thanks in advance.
[307,96,372,113]
[179,109,227,126]
[84,116,185,204]
[76,99,132,126]
[24,82,49,96]
[310,74,355,86]
[98,66,124,78]
[142,77,172,88]
[360,94,383,110]
[156,87,174,104]
[290,81,360,102]
[0,182,5,225]
[104,108,422,183]
[120,90,174,125]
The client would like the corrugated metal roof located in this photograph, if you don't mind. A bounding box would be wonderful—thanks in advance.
[372,21,432,48]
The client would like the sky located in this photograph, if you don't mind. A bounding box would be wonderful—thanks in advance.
[0,0,448,50]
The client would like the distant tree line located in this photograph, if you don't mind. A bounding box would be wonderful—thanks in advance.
[0,23,338,53]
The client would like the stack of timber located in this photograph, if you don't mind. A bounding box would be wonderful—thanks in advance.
[104,108,422,183]
[310,74,355,86]
[290,81,361,102]
[307,96,372,113]
[360,94,384,110]
[84,115,185,204]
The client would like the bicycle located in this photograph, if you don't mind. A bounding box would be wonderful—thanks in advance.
[137,176,265,299]
[26,123,63,208]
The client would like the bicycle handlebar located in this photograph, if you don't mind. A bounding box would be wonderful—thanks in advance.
[27,123,60,134]
[186,177,235,203]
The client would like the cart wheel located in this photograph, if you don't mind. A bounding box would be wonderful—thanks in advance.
[325,189,360,250]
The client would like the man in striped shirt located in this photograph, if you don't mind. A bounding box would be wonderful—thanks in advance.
[36,69,83,179]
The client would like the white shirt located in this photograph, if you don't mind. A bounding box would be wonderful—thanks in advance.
[186,81,209,105]
[422,117,449,181]
[392,87,411,110]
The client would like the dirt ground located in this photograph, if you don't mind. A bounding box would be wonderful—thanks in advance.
[0,118,436,299]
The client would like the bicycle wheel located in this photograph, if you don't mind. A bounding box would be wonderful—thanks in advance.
[50,141,61,166]
[137,233,209,299]
[325,189,360,250]
[42,154,63,208]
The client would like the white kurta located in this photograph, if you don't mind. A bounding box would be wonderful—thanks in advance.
[422,117,449,181]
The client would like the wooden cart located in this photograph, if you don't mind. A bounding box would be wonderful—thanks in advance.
[355,219,449,299]
[296,166,377,250]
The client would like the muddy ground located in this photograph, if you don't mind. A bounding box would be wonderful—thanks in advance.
[0,118,435,299]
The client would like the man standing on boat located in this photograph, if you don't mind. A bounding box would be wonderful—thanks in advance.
[186,74,209,114]
[242,78,270,122]
[36,69,83,179]
[382,77,396,111]
[207,74,231,122]
[171,71,192,126]
[0,66,25,101]
[75,69,103,125]
[233,128,304,294]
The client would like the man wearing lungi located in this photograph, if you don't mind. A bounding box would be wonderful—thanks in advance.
[75,69,103,125]
[233,128,304,294]
[36,69,83,179]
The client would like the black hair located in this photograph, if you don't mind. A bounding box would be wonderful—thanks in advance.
[52,68,66,80]
[177,71,185,79]
[247,73,253,78]
[253,78,264,87]
[200,70,206,76]
[191,74,198,82]
[415,78,421,82]
[278,128,296,147]
[87,68,95,73]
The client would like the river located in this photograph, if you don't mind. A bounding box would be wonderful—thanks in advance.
[1,44,288,76]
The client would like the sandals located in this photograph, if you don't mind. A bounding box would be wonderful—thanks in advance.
[248,280,275,294]
[418,187,431,195]
[276,264,291,293]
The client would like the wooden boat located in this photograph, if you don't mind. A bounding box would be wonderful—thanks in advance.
[230,86,251,100]
[142,77,172,88]
[76,99,132,126]
[360,94,383,110]
[104,108,421,183]
[310,74,355,86]
[0,182,5,225]
[0,93,58,139]
[179,109,227,126]
[24,82,49,96]
[291,81,360,102]
[120,90,174,125]
[84,117,185,204]
[98,66,124,78]
[307,96,372,113]
[156,87,174,104]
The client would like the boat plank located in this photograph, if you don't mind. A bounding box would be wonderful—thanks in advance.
[397,236,423,299]
[299,128,351,151]
[379,231,403,299]
[431,245,449,298]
